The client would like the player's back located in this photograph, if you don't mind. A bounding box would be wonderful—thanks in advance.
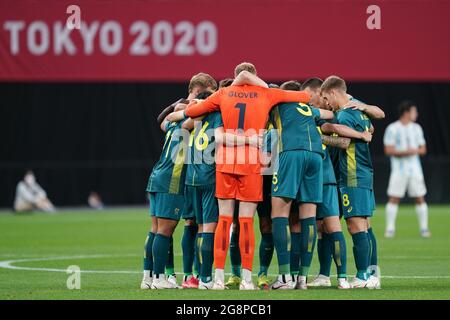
[147,121,187,195]
[215,85,278,175]
[271,102,323,156]
[337,108,373,189]
[219,85,275,132]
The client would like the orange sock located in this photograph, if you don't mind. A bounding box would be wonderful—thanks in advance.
[214,215,233,269]
[239,216,255,271]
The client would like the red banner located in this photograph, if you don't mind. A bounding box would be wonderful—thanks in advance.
[1,0,450,82]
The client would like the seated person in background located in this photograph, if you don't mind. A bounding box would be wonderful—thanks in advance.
[14,170,55,212]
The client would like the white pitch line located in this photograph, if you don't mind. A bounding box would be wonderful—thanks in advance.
[1,255,450,279]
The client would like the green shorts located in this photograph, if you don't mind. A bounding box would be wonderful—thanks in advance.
[149,192,184,221]
[272,150,323,203]
[184,184,218,224]
[316,184,340,219]
[339,187,376,219]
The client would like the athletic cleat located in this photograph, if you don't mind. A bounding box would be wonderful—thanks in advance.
[212,279,227,290]
[239,279,257,290]
[182,275,199,289]
[225,275,241,289]
[140,278,153,289]
[421,229,431,238]
[151,275,180,289]
[295,276,308,290]
[384,230,395,238]
[366,275,381,289]
[167,274,178,286]
[270,275,294,290]
[257,274,270,290]
[349,277,368,289]
[198,280,214,290]
[307,274,331,287]
[337,278,351,289]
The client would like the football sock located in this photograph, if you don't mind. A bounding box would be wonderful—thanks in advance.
[415,203,429,231]
[152,233,171,276]
[290,232,301,276]
[272,217,290,275]
[299,217,317,277]
[330,231,347,278]
[258,232,274,276]
[367,227,378,267]
[143,231,155,272]
[230,229,242,277]
[200,232,214,283]
[165,236,174,276]
[182,225,198,276]
[351,231,370,280]
[214,215,233,270]
[318,232,332,277]
[194,232,202,277]
[385,202,398,232]
[239,217,255,272]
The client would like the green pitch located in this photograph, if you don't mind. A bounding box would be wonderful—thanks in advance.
[0,205,449,300]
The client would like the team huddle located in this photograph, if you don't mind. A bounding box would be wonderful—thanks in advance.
[141,62,385,291]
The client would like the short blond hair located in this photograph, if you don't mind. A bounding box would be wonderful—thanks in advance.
[320,75,347,93]
[234,62,257,77]
[188,73,217,93]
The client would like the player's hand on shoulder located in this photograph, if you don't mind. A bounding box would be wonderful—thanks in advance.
[343,100,366,112]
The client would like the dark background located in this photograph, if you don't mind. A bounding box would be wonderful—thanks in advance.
[1,82,449,208]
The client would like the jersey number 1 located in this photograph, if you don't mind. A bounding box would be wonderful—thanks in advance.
[235,103,246,130]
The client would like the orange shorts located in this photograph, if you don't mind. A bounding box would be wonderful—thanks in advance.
[216,171,263,202]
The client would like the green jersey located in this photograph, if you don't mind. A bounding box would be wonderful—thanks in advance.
[270,102,324,157]
[147,120,188,195]
[336,102,373,189]
[185,112,223,186]
[316,119,337,185]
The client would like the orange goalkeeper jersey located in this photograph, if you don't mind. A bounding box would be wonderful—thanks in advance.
[185,85,310,175]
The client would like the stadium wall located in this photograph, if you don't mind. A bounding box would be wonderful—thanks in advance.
[1,82,449,208]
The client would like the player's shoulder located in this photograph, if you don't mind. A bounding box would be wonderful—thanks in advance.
[386,120,400,131]
[411,122,423,131]
[337,107,357,120]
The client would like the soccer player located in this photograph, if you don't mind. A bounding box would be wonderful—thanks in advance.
[383,101,430,238]
[141,103,189,289]
[266,80,334,290]
[300,78,372,289]
[155,73,217,287]
[168,62,310,289]
[320,75,380,289]
[181,91,225,289]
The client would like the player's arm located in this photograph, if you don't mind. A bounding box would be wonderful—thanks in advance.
[344,100,385,119]
[214,127,262,148]
[321,135,351,149]
[418,144,427,156]
[184,90,222,118]
[268,88,311,106]
[318,109,334,120]
[156,98,190,125]
[232,71,269,88]
[320,123,372,142]
[384,145,418,157]
[181,116,204,131]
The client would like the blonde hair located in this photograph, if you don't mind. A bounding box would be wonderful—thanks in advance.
[188,73,217,93]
